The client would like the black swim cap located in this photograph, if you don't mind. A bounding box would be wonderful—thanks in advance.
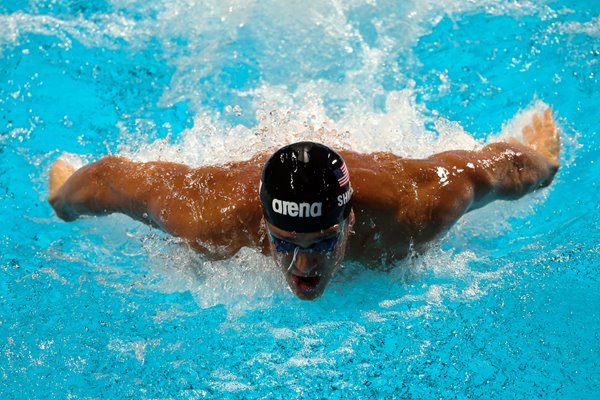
[260,142,352,233]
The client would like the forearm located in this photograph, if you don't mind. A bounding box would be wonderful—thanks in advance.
[433,142,559,211]
[48,154,265,258]
[48,156,158,223]
[478,142,558,202]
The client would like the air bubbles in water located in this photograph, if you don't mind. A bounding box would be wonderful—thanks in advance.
[225,105,242,116]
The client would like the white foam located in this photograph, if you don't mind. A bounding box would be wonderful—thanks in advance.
[552,15,600,38]
[0,11,150,53]
[490,99,552,142]
[142,243,287,313]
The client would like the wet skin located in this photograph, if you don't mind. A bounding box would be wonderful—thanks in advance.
[266,214,354,300]
[48,110,560,299]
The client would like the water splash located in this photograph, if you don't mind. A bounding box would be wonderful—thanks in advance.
[10,0,570,313]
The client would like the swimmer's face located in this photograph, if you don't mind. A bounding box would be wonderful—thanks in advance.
[267,212,354,300]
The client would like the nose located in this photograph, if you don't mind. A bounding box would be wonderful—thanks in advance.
[293,252,318,275]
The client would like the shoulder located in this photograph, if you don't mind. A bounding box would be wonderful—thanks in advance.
[340,151,403,197]
[341,149,473,237]
[340,149,440,197]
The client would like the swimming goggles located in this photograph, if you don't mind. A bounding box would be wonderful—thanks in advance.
[268,221,345,253]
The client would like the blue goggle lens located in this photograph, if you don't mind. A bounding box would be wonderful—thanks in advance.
[269,222,344,253]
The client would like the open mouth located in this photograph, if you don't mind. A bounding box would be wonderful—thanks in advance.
[291,274,321,292]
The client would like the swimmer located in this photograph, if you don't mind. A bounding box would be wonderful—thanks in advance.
[48,109,560,300]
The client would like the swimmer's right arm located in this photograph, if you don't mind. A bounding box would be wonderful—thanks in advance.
[48,155,266,257]
[48,156,179,224]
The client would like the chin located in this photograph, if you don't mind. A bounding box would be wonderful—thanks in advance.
[291,287,324,300]
[286,275,327,300]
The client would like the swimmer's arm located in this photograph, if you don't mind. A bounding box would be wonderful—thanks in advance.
[48,156,186,226]
[49,155,266,258]
[424,109,560,221]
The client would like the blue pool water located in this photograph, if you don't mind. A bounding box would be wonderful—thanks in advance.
[1,0,599,398]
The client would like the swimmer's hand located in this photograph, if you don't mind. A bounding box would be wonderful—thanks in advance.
[48,158,78,220]
[510,108,560,167]
[49,158,76,200]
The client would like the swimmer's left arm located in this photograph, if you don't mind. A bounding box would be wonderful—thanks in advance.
[424,109,560,221]
[404,109,560,241]
[460,109,558,211]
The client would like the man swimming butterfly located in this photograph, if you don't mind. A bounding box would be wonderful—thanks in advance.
[49,109,560,300]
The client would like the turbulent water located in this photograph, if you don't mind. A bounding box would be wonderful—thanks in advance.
[1,0,598,398]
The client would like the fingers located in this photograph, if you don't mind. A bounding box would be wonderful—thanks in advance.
[523,108,554,138]
[544,108,553,124]
[522,125,535,143]
[544,109,559,140]
[49,159,76,200]
[532,113,543,132]
[535,108,560,166]
[545,109,560,163]
[518,107,560,166]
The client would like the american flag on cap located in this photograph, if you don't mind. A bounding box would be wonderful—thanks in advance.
[334,162,350,187]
